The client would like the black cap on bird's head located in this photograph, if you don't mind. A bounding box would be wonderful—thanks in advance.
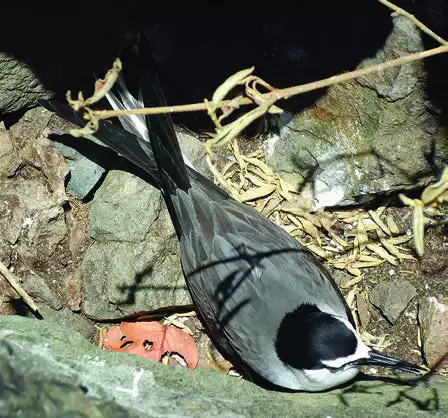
[275,304,424,375]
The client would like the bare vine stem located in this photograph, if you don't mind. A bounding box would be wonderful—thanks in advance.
[378,0,448,46]
[90,45,448,122]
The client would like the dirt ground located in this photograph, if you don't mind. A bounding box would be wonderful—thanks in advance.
[345,207,447,370]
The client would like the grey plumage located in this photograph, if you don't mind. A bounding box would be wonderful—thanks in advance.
[41,36,423,392]
[173,181,352,387]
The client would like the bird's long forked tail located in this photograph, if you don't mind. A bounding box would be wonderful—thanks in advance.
[134,37,196,240]
[41,36,192,234]
[118,37,194,238]
[130,37,191,195]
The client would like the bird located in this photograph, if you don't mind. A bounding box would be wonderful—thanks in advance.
[41,36,423,392]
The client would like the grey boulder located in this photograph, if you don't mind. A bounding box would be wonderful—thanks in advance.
[1,315,447,417]
[266,16,448,209]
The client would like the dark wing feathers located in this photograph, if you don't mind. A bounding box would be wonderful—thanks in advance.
[135,38,190,194]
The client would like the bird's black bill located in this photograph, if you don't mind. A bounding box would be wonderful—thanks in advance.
[351,349,424,374]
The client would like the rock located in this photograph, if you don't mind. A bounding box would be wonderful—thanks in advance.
[81,170,190,319]
[20,135,69,206]
[10,105,53,142]
[0,277,19,315]
[45,107,115,199]
[0,157,25,261]
[266,16,448,209]
[12,106,108,200]
[356,292,371,328]
[65,151,106,198]
[420,227,448,279]
[66,211,90,260]
[15,274,93,339]
[0,125,20,262]
[419,296,448,369]
[369,279,417,324]
[0,122,17,263]
[0,123,21,178]
[10,107,69,206]
[61,269,84,312]
[177,127,210,176]
[50,136,108,199]
[0,109,70,273]
[2,357,137,418]
[0,53,53,114]
[35,305,95,340]
[0,240,11,266]
[21,274,64,311]
[1,315,447,417]
[90,170,162,243]
[332,269,354,289]
[0,177,67,271]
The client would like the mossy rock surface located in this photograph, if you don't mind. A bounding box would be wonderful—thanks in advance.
[1,315,447,417]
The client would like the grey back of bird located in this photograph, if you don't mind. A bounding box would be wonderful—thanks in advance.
[172,177,352,386]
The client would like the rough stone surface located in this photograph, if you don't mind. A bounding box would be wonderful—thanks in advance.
[369,279,417,324]
[356,292,371,328]
[61,269,84,312]
[34,305,95,340]
[0,278,18,315]
[266,16,448,209]
[50,130,110,200]
[177,127,210,176]
[419,296,448,369]
[22,274,64,311]
[66,210,90,260]
[1,315,447,417]
[10,107,70,205]
[0,123,21,265]
[0,123,21,178]
[0,52,53,113]
[52,139,107,199]
[10,275,94,340]
[1,328,137,417]
[0,106,197,322]
[81,170,190,319]
[0,177,67,270]
[44,106,114,199]
[0,110,93,335]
